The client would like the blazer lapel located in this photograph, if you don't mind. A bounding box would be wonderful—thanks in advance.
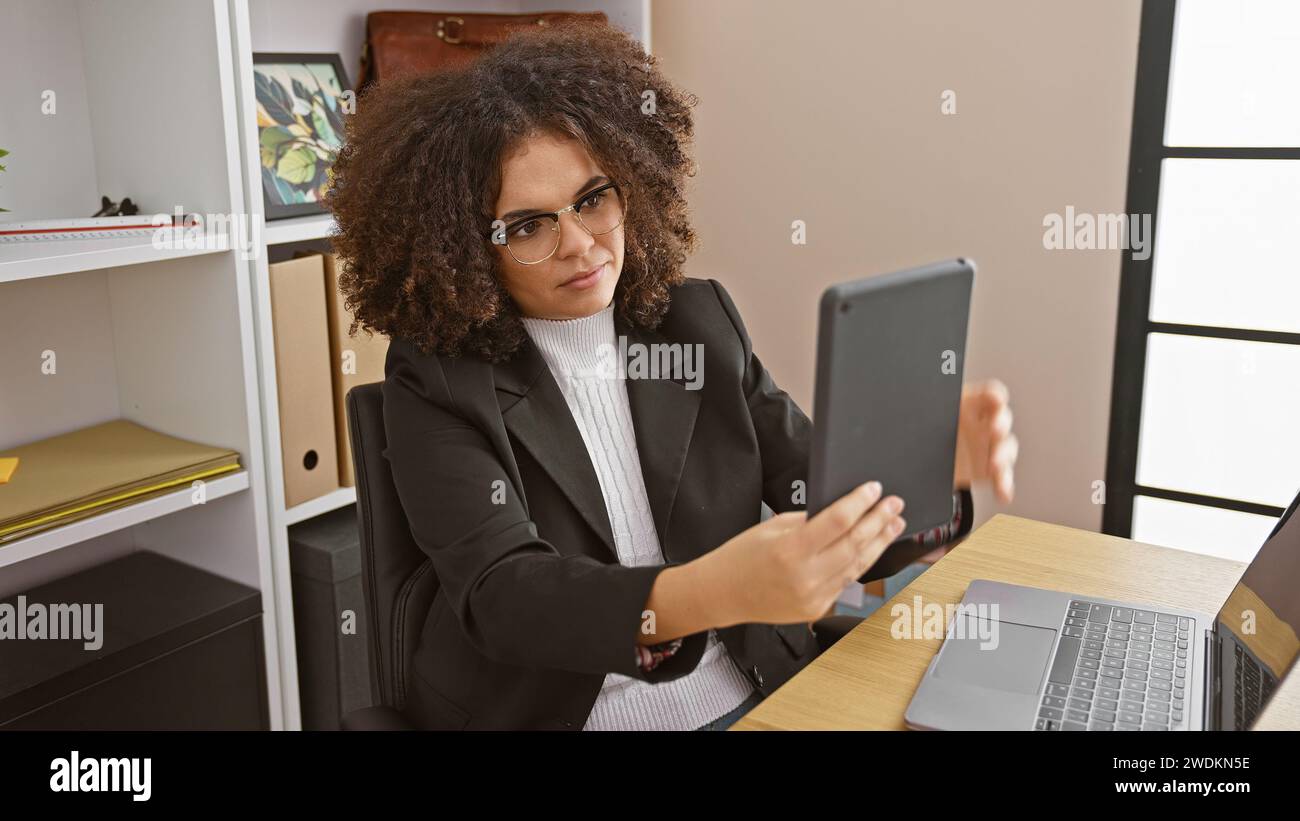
[493,339,617,559]
[616,314,703,559]
[492,314,703,564]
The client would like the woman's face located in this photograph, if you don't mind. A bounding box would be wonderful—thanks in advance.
[492,132,624,319]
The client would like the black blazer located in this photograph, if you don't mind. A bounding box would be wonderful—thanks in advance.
[382,277,962,729]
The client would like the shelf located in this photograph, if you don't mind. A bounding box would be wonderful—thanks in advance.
[283,486,356,525]
[264,214,336,245]
[0,233,231,284]
[0,469,250,571]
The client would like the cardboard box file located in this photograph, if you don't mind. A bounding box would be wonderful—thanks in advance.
[269,254,340,507]
[320,253,388,488]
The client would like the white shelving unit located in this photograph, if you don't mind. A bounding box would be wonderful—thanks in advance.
[283,486,356,527]
[262,214,335,245]
[0,232,232,284]
[0,0,286,728]
[1,0,649,731]
[0,471,251,571]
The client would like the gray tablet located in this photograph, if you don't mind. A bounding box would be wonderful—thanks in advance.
[807,259,974,573]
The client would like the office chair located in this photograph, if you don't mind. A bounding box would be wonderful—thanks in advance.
[339,382,861,730]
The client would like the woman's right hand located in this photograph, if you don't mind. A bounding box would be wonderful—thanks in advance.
[697,481,906,627]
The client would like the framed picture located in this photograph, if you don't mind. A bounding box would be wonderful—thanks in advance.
[253,52,352,220]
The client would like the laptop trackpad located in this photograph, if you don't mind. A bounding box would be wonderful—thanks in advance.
[932,617,1056,695]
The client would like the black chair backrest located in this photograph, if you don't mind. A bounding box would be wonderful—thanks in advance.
[346,382,440,711]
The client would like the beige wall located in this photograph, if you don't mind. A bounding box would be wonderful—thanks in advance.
[652,0,1142,533]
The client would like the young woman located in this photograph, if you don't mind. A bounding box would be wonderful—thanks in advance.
[328,21,1017,731]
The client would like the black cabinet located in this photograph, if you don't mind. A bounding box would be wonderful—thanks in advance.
[289,505,374,730]
[0,551,267,729]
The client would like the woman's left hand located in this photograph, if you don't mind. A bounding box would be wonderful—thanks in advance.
[953,379,1018,503]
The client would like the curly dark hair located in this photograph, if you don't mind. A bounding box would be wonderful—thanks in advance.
[325,20,701,362]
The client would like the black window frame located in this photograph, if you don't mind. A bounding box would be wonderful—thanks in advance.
[1104,0,1300,537]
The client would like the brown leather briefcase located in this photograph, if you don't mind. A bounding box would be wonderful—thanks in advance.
[357,10,608,93]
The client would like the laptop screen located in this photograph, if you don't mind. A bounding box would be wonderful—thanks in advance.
[1212,490,1300,729]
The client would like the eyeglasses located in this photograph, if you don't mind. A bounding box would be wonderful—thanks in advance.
[489,182,627,265]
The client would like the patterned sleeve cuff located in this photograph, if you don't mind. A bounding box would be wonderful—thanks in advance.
[908,487,974,551]
[635,637,685,673]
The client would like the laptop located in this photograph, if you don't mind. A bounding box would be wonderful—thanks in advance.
[905,487,1300,731]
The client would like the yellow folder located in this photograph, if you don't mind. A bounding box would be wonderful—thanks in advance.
[0,420,240,542]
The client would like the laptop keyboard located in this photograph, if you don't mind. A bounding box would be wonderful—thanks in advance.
[1233,642,1277,728]
[1035,599,1191,731]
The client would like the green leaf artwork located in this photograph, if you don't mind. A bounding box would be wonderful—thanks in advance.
[253,60,349,212]
[259,127,294,169]
[276,145,318,184]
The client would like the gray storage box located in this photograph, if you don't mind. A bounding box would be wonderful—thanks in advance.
[289,504,374,729]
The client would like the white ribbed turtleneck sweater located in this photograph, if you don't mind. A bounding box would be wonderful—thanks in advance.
[520,303,755,731]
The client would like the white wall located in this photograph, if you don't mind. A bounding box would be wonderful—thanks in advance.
[0,0,98,219]
[246,0,648,85]
[652,0,1142,533]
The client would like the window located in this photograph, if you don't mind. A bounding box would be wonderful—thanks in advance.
[1105,0,1299,557]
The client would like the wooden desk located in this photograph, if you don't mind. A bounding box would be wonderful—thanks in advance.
[733,514,1300,730]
